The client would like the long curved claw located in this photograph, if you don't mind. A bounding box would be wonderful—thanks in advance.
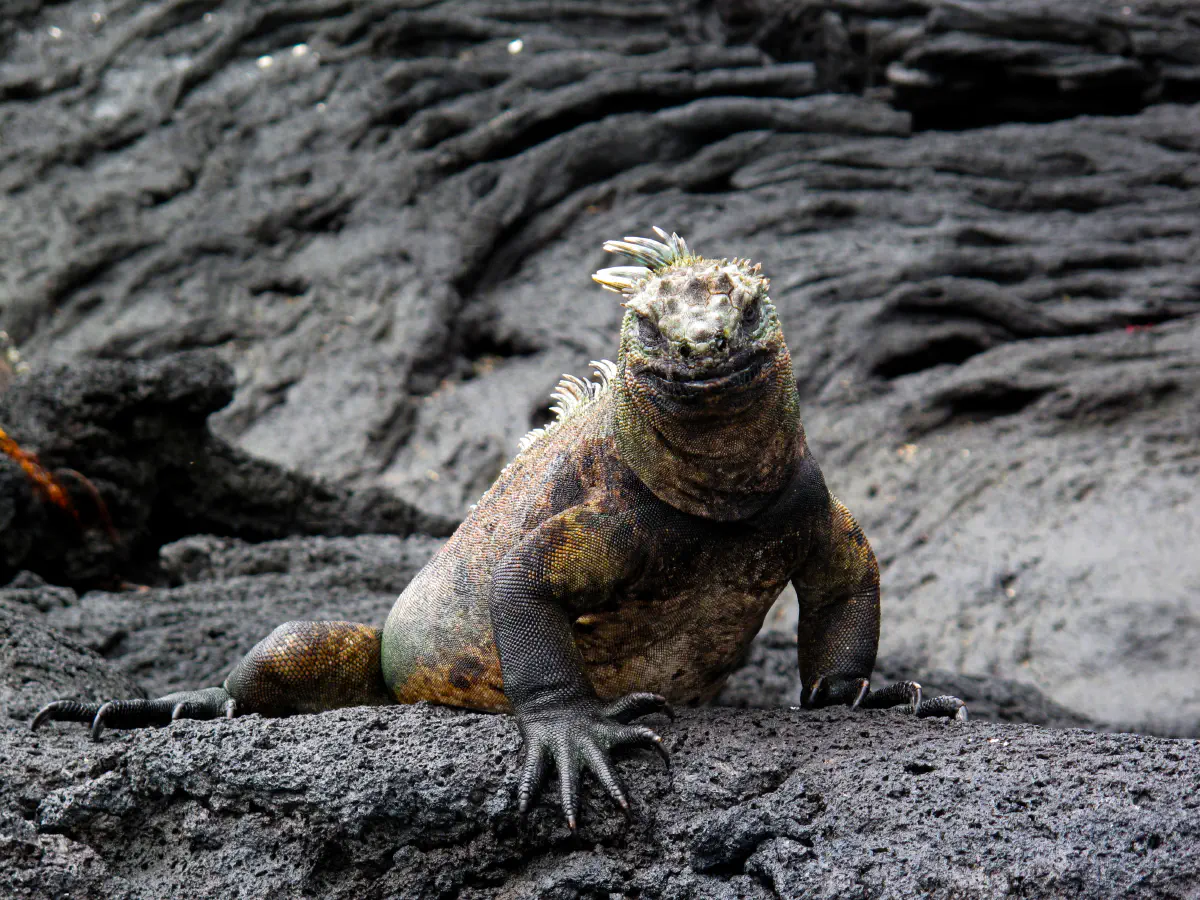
[849,679,871,709]
[805,674,825,706]
[91,701,116,741]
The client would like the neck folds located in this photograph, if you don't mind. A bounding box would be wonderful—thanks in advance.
[613,350,803,521]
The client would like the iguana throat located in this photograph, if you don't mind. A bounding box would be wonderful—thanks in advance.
[613,332,803,520]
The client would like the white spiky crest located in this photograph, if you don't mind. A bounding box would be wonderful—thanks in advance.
[517,359,618,453]
[592,226,696,295]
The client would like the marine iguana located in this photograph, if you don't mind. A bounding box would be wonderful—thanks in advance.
[33,228,966,829]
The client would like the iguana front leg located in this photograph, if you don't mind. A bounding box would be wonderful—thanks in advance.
[793,496,967,720]
[490,504,671,831]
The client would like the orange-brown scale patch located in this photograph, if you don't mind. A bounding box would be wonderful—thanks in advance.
[576,582,782,705]
[391,644,508,712]
[225,621,392,715]
[826,498,880,590]
[0,427,78,520]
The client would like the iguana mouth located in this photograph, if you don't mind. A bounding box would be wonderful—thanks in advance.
[641,349,771,398]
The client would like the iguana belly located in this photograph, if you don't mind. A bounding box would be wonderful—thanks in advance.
[575,583,786,705]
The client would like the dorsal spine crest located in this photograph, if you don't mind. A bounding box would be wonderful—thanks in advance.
[517,360,618,453]
[592,226,701,295]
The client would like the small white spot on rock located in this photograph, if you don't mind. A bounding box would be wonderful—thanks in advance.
[256,55,274,70]
[48,26,63,39]
[292,43,309,57]
[91,11,105,25]
[316,102,326,112]
[203,12,213,23]
[507,38,524,55]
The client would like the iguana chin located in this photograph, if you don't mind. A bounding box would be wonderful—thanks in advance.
[33,228,965,829]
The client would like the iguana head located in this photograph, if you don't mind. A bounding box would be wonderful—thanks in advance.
[594,228,803,520]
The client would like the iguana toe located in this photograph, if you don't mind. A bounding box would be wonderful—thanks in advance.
[915,695,969,720]
[805,674,968,721]
[857,679,922,713]
[602,692,675,724]
[31,700,103,732]
[32,687,235,740]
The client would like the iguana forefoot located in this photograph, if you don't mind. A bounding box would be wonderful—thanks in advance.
[514,692,673,831]
[804,674,968,721]
[32,687,236,740]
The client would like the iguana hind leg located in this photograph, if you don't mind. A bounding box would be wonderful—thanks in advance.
[32,620,392,740]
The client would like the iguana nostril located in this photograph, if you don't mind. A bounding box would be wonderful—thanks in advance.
[678,343,691,358]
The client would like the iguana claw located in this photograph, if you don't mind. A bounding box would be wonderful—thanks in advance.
[602,692,675,724]
[515,694,671,830]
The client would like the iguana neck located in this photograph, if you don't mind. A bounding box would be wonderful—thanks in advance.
[612,348,804,521]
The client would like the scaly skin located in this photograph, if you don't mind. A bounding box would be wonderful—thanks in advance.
[33,228,966,830]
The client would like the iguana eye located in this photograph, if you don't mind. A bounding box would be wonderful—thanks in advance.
[741,303,760,329]
[638,315,665,348]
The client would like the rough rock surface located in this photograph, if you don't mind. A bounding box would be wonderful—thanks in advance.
[5,698,1199,899]
[3,536,1193,899]
[2,0,1200,896]
[2,544,1198,899]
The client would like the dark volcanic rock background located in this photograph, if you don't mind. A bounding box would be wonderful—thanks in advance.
[2,1,1199,897]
